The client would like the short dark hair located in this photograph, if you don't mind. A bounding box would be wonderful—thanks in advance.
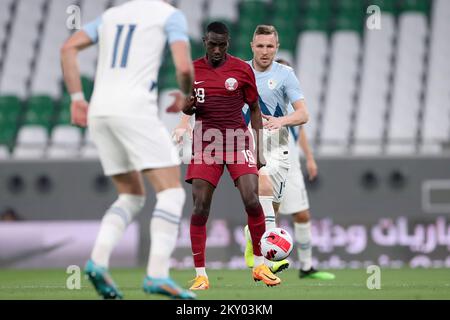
[206,21,229,35]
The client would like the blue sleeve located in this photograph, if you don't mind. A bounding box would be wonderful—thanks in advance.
[164,10,189,44]
[284,69,305,103]
[82,16,102,43]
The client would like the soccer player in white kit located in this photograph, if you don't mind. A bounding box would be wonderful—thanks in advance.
[60,0,195,299]
[242,25,309,273]
[276,59,335,280]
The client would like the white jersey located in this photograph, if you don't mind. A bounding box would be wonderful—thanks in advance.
[82,0,189,119]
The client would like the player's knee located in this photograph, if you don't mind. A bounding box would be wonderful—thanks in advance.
[155,187,186,218]
[192,200,210,218]
[243,194,260,211]
[108,193,146,225]
[192,191,212,217]
[294,210,310,223]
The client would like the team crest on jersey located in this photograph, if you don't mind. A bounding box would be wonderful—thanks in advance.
[268,79,277,90]
[225,77,238,91]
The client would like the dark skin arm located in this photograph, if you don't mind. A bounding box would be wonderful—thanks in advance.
[249,100,265,170]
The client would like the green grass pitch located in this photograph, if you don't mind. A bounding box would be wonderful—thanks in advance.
[0,268,449,300]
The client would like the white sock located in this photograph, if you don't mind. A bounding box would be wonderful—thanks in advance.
[264,258,274,268]
[91,194,145,268]
[259,196,276,230]
[295,221,312,271]
[91,214,125,268]
[254,255,264,266]
[147,188,185,278]
[195,267,207,277]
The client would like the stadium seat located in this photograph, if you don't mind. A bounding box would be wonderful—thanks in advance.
[56,94,72,125]
[0,0,46,98]
[79,129,99,159]
[421,0,450,148]
[368,0,396,14]
[0,145,10,160]
[321,31,360,147]
[0,122,17,149]
[207,0,239,22]
[354,14,395,148]
[295,31,328,141]
[401,0,431,13]
[0,95,22,125]
[47,124,82,159]
[23,95,55,128]
[12,124,48,159]
[387,13,427,146]
[178,0,205,40]
[0,0,14,63]
[385,142,417,155]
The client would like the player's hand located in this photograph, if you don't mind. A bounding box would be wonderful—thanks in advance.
[166,90,187,113]
[262,114,283,130]
[257,152,266,170]
[172,122,193,144]
[182,95,196,115]
[70,100,88,128]
[306,158,318,181]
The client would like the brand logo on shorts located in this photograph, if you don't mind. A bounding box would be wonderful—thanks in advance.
[225,77,238,91]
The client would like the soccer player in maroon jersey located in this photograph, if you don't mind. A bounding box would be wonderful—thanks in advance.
[176,22,281,290]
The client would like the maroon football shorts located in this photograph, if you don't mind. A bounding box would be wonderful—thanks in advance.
[185,150,259,187]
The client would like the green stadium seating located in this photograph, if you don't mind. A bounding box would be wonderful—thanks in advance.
[401,0,431,13]
[23,95,55,128]
[334,15,363,32]
[0,122,17,148]
[301,15,329,32]
[191,40,204,60]
[239,0,268,22]
[57,94,71,125]
[0,95,21,125]
[369,0,396,13]
[81,76,94,101]
[273,0,300,19]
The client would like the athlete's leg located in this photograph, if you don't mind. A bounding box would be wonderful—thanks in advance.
[188,178,215,290]
[258,172,277,230]
[236,173,281,286]
[141,166,195,299]
[87,171,146,299]
[143,166,184,278]
[91,171,146,267]
[293,209,312,271]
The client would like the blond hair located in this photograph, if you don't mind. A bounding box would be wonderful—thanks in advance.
[253,25,279,43]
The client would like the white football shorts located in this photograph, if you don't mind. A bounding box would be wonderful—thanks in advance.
[89,116,181,176]
[260,150,290,203]
[278,156,310,214]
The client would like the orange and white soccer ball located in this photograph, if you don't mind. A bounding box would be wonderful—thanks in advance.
[260,227,293,261]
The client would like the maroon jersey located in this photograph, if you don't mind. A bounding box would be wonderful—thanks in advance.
[192,54,258,153]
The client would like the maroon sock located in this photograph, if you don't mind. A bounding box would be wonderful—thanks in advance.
[190,214,208,267]
[246,204,265,256]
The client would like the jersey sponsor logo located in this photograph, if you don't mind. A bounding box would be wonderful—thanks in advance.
[268,79,277,90]
[194,80,205,85]
[225,77,238,91]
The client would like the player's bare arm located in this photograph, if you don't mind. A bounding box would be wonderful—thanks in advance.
[262,99,309,130]
[298,127,318,181]
[60,30,94,127]
[166,41,195,113]
[249,100,266,169]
